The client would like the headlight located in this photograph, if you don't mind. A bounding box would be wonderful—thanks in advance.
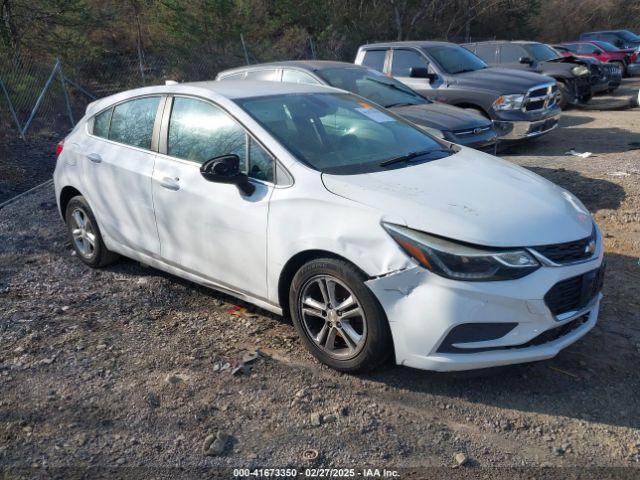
[383,223,540,281]
[571,65,589,76]
[417,125,446,139]
[492,94,525,111]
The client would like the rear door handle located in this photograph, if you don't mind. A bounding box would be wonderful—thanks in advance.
[159,176,180,191]
[87,153,102,163]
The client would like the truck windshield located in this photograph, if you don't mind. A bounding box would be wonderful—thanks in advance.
[423,45,487,74]
[317,67,427,108]
[528,43,560,61]
[235,92,451,175]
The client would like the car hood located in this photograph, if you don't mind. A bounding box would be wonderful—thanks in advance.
[452,67,555,93]
[321,148,593,247]
[389,102,490,131]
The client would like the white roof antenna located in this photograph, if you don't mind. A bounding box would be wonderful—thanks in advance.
[165,80,179,86]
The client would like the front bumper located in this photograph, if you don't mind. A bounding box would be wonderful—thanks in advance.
[446,128,498,154]
[366,243,604,372]
[493,114,560,141]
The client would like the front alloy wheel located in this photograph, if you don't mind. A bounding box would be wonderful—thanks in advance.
[289,258,392,372]
[299,275,367,359]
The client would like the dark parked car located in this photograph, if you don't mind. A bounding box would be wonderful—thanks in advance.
[355,41,561,142]
[462,41,593,108]
[559,41,640,76]
[580,30,640,50]
[553,45,621,92]
[216,61,498,152]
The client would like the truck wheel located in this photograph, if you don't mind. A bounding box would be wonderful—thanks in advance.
[557,83,569,109]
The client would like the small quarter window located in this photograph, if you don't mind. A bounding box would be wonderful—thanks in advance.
[93,108,112,138]
[244,69,280,81]
[282,69,320,85]
[247,137,274,182]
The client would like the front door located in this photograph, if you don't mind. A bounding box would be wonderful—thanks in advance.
[151,96,274,298]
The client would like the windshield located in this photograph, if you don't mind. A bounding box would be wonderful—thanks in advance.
[235,92,451,175]
[527,43,560,61]
[594,41,620,52]
[317,67,427,108]
[423,45,487,74]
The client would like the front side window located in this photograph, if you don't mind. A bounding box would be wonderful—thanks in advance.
[593,41,620,52]
[282,69,320,85]
[167,97,274,182]
[318,67,426,108]
[391,49,428,77]
[168,97,246,165]
[93,108,112,138]
[236,92,450,175]
[423,45,487,74]
[360,50,387,72]
[108,97,160,149]
[499,44,527,63]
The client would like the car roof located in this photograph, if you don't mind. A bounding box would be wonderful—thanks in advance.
[463,40,541,45]
[582,30,623,35]
[359,40,454,49]
[85,80,337,116]
[219,60,367,76]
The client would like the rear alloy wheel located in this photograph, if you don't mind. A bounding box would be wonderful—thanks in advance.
[65,196,119,268]
[289,258,392,372]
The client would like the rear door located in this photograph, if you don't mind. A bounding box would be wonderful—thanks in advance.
[474,43,498,65]
[82,96,163,255]
[151,95,274,298]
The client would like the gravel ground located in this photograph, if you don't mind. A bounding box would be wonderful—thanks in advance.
[1,80,640,478]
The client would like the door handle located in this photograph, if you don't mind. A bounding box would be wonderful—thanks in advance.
[87,153,102,163]
[159,176,180,191]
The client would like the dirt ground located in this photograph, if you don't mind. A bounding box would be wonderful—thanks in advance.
[1,80,640,479]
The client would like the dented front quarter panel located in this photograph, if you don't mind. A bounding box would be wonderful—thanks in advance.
[266,161,413,303]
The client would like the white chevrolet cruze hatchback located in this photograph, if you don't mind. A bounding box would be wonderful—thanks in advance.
[53,81,605,373]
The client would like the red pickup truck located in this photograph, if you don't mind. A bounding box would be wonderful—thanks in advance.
[558,40,639,76]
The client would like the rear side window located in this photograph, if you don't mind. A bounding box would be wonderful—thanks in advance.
[361,50,386,72]
[219,72,245,81]
[475,44,497,63]
[577,44,600,54]
[108,97,160,149]
[282,69,320,85]
[245,69,279,81]
[391,49,427,76]
[93,108,112,138]
[499,44,527,63]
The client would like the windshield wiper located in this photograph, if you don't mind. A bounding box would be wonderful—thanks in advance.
[379,148,451,167]
[384,102,418,108]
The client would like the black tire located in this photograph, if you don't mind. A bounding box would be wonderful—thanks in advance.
[557,82,569,109]
[289,258,392,373]
[65,195,119,268]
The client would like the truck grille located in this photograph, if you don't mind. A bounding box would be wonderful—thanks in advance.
[544,266,605,317]
[524,84,558,111]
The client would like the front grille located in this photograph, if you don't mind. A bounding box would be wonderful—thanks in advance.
[544,266,605,317]
[524,84,557,112]
[453,125,492,137]
[531,229,595,264]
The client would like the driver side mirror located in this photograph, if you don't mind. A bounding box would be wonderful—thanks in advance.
[409,67,438,82]
[200,154,255,196]
[519,56,534,65]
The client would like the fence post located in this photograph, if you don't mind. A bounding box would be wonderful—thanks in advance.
[0,78,25,140]
[240,33,250,65]
[21,59,60,138]
[309,37,317,60]
[57,58,75,126]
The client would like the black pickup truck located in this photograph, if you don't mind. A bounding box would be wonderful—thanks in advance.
[355,41,561,142]
[462,41,593,108]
